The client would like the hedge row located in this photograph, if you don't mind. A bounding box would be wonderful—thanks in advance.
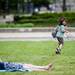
[0,12,75,28]
[0,23,34,28]
[14,12,75,27]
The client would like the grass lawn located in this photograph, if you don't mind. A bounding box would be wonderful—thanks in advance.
[0,41,75,75]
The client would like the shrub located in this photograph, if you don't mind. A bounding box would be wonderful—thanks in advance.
[0,12,75,28]
[0,23,34,28]
[13,12,75,27]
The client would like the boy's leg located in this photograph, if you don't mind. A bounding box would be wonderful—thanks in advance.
[23,64,52,71]
[56,37,64,54]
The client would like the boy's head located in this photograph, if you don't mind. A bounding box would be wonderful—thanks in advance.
[59,17,67,26]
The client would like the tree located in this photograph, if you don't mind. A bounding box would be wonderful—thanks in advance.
[0,0,16,13]
[0,0,6,13]
[0,0,51,14]
[62,0,67,11]
[31,0,50,7]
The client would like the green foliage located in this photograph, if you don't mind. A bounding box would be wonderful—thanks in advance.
[14,12,75,27]
[0,12,75,27]
[0,23,34,28]
[31,0,50,6]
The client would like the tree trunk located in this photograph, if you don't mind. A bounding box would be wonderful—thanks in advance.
[62,0,67,11]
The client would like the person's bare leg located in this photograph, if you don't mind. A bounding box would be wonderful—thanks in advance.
[56,41,63,54]
[57,43,63,49]
[23,63,52,71]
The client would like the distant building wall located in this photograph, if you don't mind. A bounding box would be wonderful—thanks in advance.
[53,0,75,12]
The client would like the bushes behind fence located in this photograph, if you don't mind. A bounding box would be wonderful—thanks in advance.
[14,12,75,27]
[0,12,75,27]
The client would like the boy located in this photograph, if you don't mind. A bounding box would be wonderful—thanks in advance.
[55,17,68,54]
[0,62,52,72]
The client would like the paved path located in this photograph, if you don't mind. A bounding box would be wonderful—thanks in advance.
[0,32,51,41]
[0,32,75,41]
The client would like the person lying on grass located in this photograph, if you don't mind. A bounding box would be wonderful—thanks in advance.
[0,62,52,72]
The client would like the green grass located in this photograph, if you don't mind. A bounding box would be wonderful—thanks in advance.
[0,41,75,75]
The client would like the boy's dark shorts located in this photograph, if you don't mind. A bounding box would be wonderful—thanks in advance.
[57,37,64,45]
[0,62,5,70]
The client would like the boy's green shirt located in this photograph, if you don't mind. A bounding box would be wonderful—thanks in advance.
[56,25,65,38]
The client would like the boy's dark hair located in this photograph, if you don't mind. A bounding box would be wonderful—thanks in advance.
[59,17,65,25]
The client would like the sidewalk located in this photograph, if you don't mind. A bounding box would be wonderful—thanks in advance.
[0,32,51,41]
[0,32,75,41]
